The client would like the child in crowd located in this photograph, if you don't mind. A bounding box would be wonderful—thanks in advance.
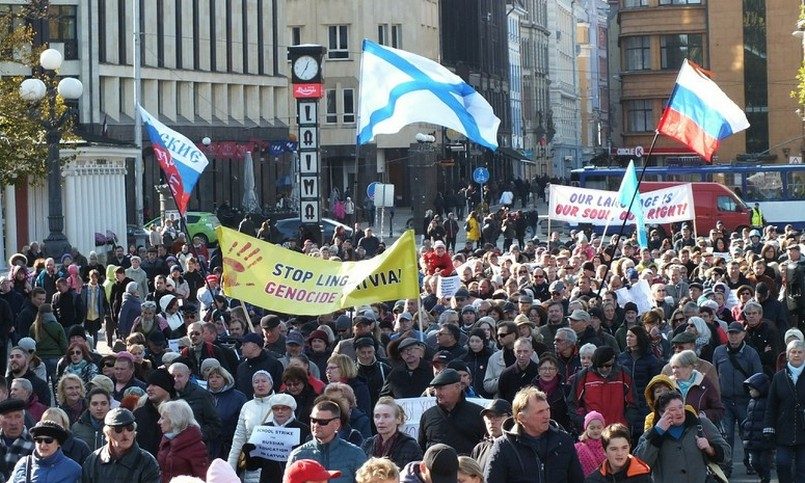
[742,373,773,483]
[575,410,607,477]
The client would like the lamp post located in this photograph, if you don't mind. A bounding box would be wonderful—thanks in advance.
[19,48,83,258]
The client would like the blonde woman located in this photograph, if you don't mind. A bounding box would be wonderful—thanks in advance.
[56,373,86,426]
[40,407,91,465]
[360,396,422,470]
[458,456,484,483]
[325,353,371,416]
[356,457,400,483]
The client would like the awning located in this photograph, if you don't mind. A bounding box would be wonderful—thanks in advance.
[498,147,534,164]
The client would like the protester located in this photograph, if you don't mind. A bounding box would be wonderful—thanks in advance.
[361,396,422,469]
[470,399,511,470]
[418,369,485,456]
[156,399,209,482]
[574,411,606,477]
[8,420,81,483]
[355,457,399,483]
[742,372,773,483]
[584,423,651,483]
[227,370,275,481]
[401,443,459,483]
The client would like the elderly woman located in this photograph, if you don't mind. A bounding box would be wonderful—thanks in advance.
[685,316,717,362]
[157,399,209,483]
[248,393,310,483]
[634,391,729,483]
[131,300,169,339]
[325,354,372,417]
[579,343,596,370]
[40,407,90,465]
[764,339,805,483]
[669,350,724,423]
[57,342,98,385]
[9,421,81,483]
[227,370,274,482]
[206,364,247,459]
[56,373,86,426]
[532,354,575,434]
[361,396,422,469]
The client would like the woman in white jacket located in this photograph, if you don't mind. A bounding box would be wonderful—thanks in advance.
[227,370,275,483]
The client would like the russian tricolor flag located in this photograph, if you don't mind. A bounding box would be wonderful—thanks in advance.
[657,60,749,162]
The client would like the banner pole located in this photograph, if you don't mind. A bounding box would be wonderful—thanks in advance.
[242,305,256,333]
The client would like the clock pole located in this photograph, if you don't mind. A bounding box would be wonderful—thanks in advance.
[289,45,326,245]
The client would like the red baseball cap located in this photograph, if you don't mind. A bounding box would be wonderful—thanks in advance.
[284,460,341,483]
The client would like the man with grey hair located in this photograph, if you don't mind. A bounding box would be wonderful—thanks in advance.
[554,327,581,382]
[168,362,221,456]
[10,378,46,423]
[743,300,782,376]
[497,338,540,403]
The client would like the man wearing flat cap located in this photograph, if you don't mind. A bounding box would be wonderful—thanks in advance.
[380,338,432,398]
[82,407,160,482]
[333,313,385,361]
[0,398,34,479]
[418,369,485,456]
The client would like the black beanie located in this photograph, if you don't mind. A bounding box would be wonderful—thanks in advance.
[147,368,176,398]
[67,325,86,340]
[592,346,616,368]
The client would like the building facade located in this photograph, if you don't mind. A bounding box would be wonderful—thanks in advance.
[576,0,609,162]
[609,0,799,165]
[519,0,552,177]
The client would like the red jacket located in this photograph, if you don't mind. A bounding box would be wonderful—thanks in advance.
[423,251,454,276]
[157,425,209,483]
[570,366,636,430]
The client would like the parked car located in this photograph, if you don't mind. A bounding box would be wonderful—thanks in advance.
[144,211,222,244]
[272,218,353,245]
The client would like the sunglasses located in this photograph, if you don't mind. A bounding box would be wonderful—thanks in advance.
[497,332,510,338]
[34,437,54,444]
[103,363,115,368]
[310,417,338,426]
[70,351,82,355]
[113,424,135,434]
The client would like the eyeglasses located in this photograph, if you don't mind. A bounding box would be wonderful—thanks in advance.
[34,437,54,444]
[70,351,82,355]
[538,366,557,372]
[113,424,135,434]
[103,362,115,368]
[310,417,338,426]
[497,332,510,338]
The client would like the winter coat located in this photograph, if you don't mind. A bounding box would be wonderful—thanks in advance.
[356,359,391,408]
[344,376,372,417]
[10,448,81,483]
[711,342,763,401]
[534,377,576,435]
[379,361,433,399]
[417,396,485,456]
[575,438,606,477]
[361,431,423,470]
[745,320,782,376]
[253,418,310,483]
[763,364,805,446]
[677,371,724,423]
[465,216,481,242]
[71,411,106,452]
[568,366,637,431]
[401,461,429,483]
[583,455,652,483]
[209,377,248,459]
[484,418,584,483]
[483,348,539,397]
[133,399,163,456]
[226,395,273,469]
[31,312,67,358]
[742,372,773,451]
[117,293,142,338]
[616,350,661,417]
[349,407,372,440]
[236,351,284,398]
[634,411,730,483]
[176,383,222,451]
[80,442,161,483]
[462,346,494,398]
[156,425,209,483]
[286,436,368,483]
[52,288,84,328]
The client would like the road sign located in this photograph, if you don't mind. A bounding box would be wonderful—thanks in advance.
[367,181,381,199]
[473,167,489,184]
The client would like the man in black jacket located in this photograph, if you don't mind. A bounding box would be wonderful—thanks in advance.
[418,369,485,455]
[133,368,174,456]
[484,386,584,483]
[497,338,540,403]
[380,338,432,398]
[7,347,50,406]
[52,278,84,329]
[235,332,284,398]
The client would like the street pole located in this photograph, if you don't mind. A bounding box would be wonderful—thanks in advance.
[42,101,70,258]
[133,0,144,229]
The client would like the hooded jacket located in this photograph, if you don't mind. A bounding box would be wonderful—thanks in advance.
[643,374,680,431]
[31,312,68,357]
[484,417,584,483]
[157,425,209,483]
[583,455,652,483]
[117,291,141,338]
[71,410,107,451]
[741,372,773,451]
[209,371,248,458]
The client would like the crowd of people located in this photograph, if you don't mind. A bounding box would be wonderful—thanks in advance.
[0,204,804,483]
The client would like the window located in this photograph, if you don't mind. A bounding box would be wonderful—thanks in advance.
[378,24,402,48]
[787,171,805,199]
[625,100,652,132]
[325,89,337,123]
[48,5,78,59]
[343,89,355,123]
[623,36,650,71]
[623,0,648,6]
[746,172,782,201]
[717,196,742,212]
[291,26,301,47]
[660,34,703,69]
[328,25,349,59]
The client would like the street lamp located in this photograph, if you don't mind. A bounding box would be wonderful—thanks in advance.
[19,48,83,258]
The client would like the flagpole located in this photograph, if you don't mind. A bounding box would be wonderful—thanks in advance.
[594,130,660,298]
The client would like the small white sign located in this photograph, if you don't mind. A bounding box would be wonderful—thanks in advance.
[301,200,320,223]
[248,426,301,462]
[299,152,319,174]
[300,175,319,199]
[436,275,461,298]
[299,126,318,149]
[298,101,318,125]
[615,279,653,315]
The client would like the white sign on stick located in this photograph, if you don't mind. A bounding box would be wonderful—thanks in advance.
[248,426,301,462]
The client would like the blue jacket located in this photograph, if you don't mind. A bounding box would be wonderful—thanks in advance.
[712,342,763,400]
[10,448,82,483]
[287,436,368,483]
[742,372,773,451]
[117,293,141,338]
[209,380,247,458]
[617,350,661,416]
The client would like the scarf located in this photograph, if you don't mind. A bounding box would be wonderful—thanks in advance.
[372,431,400,458]
[789,362,804,385]
[676,372,697,399]
[537,375,560,396]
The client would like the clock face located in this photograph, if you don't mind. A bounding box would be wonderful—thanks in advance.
[293,55,319,81]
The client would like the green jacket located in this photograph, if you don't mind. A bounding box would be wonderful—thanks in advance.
[32,313,67,358]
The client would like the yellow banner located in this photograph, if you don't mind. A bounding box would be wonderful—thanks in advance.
[216,226,420,315]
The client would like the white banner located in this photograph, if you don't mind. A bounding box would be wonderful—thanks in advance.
[615,279,654,315]
[397,397,489,438]
[436,275,461,298]
[549,184,694,225]
[247,426,301,462]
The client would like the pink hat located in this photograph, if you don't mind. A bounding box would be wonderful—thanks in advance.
[584,410,605,429]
